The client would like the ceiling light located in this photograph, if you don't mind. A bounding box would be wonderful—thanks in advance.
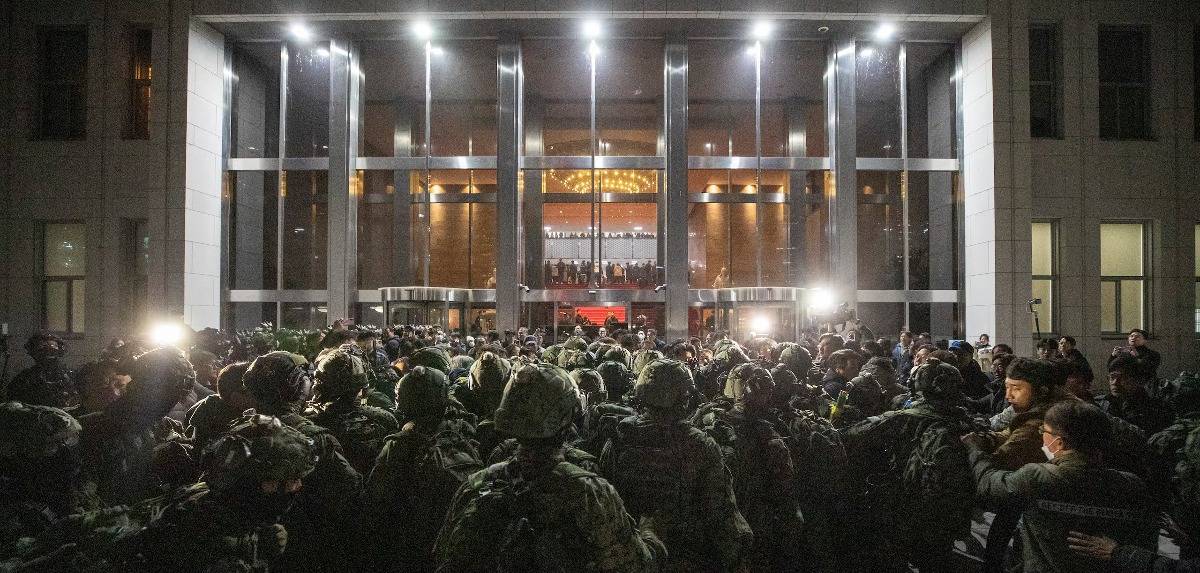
[289,22,312,41]
[582,19,602,40]
[751,20,773,40]
[874,22,896,41]
[413,20,433,40]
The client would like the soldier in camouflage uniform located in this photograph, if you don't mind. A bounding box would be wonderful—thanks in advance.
[702,363,802,572]
[3,332,78,410]
[0,401,95,555]
[367,365,483,572]
[1147,372,1200,559]
[306,346,398,475]
[78,347,196,506]
[409,346,452,376]
[185,361,255,451]
[600,359,752,572]
[631,349,663,379]
[240,351,363,572]
[435,363,664,572]
[452,350,511,421]
[694,343,750,399]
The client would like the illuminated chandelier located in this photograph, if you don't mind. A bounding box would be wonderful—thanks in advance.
[549,169,655,194]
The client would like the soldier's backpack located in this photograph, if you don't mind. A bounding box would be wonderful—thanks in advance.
[896,421,974,536]
[409,427,485,525]
[1172,420,1200,528]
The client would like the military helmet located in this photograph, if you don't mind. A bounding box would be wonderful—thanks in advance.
[493,364,579,440]
[712,338,738,356]
[394,365,450,419]
[724,363,775,406]
[633,359,695,412]
[558,348,593,370]
[603,346,632,368]
[563,336,589,352]
[409,346,451,375]
[312,348,369,401]
[570,368,606,395]
[243,351,310,404]
[910,357,964,400]
[714,345,750,370]
[777,343,814,377]
[202,413,317,492]
[632,349,664,377]
[596,360,634,400]
[470,351,511,391]
[0,401,81,460]
[128,346,197,389]
[541,344,563,366]
[1167,372,1200,416]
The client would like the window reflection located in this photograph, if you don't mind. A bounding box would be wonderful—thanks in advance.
[761,41,827,157]
[281,171,328,289]
[597,40,663,156]
[856,170,903,290]
[856,44,901,157]
[523,40,591,156]
[431,41,497,156]
[357,171,394,289]
[688,40,756,156]
[285,43,330,158]
[230,172,279,290]
[231,43,280,158]
[906,43,957,159]
[358,40,425,158]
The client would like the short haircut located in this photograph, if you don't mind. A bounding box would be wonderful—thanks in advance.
[1059,336,1077,347]
[1007,357,1053,388]
[899,330,913,338]
[929,349,958,364]
[992,343,1013,355]
[818,333,845,350]
[991,352,1016,374]
[1037,338,1058,351]
[1044,401,1111,455]
[1129,328,1149,338]
[1107,352,1148,382]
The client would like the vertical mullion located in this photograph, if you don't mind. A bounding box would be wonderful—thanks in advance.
[830,36,858,304]
[327,38,354,319]
[219,45,234,330]
[589,41,598,287]
[754,40,763,287]
[495,32,521,332]
[663,37,689,341]
[423,40,432,287]
[276,43,289,326]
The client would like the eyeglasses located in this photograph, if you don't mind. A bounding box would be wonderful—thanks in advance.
[1039,425,1059,437]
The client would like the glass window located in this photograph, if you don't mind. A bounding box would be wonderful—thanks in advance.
[125,27,152,140]
[598,203,658,287]
[544,203,596,287]
[405,170,498,289]
[358,40,425,158]
[597,40,663,156]
[37,27,88,139]
[856,171,904,290]
[1029,25,1061,138]
[431,40,497,156]
[43,223,86,333]
[523,40,591,156]
[120,219,150,331]
[284,42,330,157]
[231,42,281,158]
[280,303,328,329]
[856,44,901,157]
[797,171,831,287]
[357,171,395,289]
[1031,221,1056,334]
[909,303,961,340]
[688,40,756,156]
[906,43,957,158]
[761,41,827,157]
[857,303,906,342]
[1100,222,1146,333]
[907,171,959,290]
[229,172,279,290]
[281,171,328,289]
[1098,27,1152,140]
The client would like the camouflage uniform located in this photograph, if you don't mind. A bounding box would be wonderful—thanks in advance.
[435,363,664,573]
[306,346,399,475]
[451,351,511,421]
[3,333,77,410]
[601,359,752,572]
[78,347,197,506]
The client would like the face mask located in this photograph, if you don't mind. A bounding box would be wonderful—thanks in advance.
[1041,436,1061,461]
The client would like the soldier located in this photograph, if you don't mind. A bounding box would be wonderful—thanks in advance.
[306,347,399,475]
[600,359,752,572]
[239,351,363,572]
[78,347,196,506]
[843,358,979,572]
[706,363,802,572]
[0,401,94,552]
[435,363,665,572]
[452,351,511,421]
[185,361,255,451]
[4,332,77,410]
[1099,352,1174,436]
[367,365,483,572]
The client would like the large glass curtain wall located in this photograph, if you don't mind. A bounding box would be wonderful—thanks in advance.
[687,39,829,289]
[854,41,962,339]
[221,24,963,337]
[522,38,664,290]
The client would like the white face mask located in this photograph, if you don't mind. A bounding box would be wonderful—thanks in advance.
[1041,436,1061,461]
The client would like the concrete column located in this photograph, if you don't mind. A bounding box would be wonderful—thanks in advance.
[663,37,689,342]
[327,39,356,319]
[830,36,858,306]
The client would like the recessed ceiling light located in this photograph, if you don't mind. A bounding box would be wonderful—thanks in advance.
[875,22,897,41]
[582,20,602,39]
[751,20,773,40]
[289,22,311,41]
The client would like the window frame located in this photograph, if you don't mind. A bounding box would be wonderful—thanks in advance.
[41,221,87,336]
[1031,219,1058,336]
[1097,25,1154,141]
[1099,221,1149,335]
[124,25,153,140]
[35,26,89,141]
[1028,23,1062,139]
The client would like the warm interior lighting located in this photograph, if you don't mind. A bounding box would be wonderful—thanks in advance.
[549,170,655,194]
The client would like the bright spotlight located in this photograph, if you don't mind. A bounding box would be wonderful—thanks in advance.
[874,22,896,41]
[289,22,312,41]
[582,19,602,40]
[413,20,433,40]
[751,20,773,40]
[149,322,185,348]
[751,315,771,334]
[809,288,835,313]
[588,41,602,58]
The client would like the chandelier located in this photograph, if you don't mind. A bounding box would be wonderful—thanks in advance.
[549,169,655,194]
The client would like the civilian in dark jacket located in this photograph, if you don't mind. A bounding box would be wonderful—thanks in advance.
[821,349,862,397]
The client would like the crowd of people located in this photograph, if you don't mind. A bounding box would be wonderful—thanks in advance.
[0,318,1191,572]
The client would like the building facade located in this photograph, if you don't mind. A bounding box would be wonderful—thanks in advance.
[1,0,1197,377]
